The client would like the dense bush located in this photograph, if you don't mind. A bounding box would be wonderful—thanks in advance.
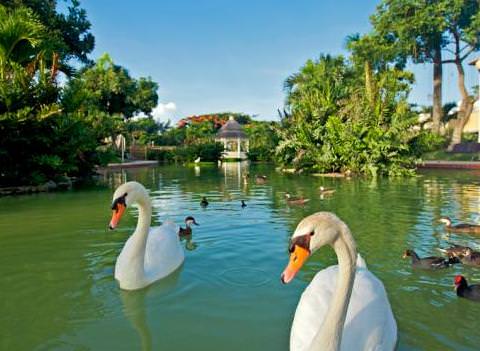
[0,111,106,186]
[148,142,224,163]
[276,54,433,176]
[244,121,279,162]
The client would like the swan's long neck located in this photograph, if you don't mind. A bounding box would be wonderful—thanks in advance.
[309,224,357,351]
[127,194,152,277]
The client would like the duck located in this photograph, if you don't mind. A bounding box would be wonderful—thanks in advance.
[454,275,480,302]
[438,244,472,259]
[285,192,310,205]
[241,200,247,208]
[178,216,199,238]
[255,175,267,184]
[458,248,480,266]
[109,181,184,290]
[402,249,456,269]
[200,197,209,208]
[439,216,480,234]
[281,212,397,351]
[319,186,335,195]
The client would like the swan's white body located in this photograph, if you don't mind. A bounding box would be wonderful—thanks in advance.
[111,182,184,290]
[282,212,397,351]
[291,257,397,351]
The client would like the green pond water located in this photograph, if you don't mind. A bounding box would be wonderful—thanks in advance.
[1,164,480,351]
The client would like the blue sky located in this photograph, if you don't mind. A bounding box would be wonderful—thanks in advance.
[81,0,479,121]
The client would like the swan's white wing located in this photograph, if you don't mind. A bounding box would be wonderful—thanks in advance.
[291,266,397,351]
[356,254,367,269]
[144,220,184,283]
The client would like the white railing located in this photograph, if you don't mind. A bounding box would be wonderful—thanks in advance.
[221,151,248,160]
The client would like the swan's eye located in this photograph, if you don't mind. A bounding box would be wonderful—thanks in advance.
[289,234,311,252]
[309,231,315,236]
[111,193,127,211]
[288,242,295,253]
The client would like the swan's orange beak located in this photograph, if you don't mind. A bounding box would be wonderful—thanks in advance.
[109,203,126,230]
[281,245,310,284]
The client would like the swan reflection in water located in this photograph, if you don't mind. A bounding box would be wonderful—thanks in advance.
[119,268,182,351]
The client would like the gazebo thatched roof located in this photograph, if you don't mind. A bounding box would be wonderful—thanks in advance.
[216,116,247,139]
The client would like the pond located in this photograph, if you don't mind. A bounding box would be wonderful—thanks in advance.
[1,163,480,350]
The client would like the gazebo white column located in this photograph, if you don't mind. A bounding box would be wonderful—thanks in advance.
[237,138,241,157]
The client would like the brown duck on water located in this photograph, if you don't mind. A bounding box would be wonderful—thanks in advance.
[178,216,199,238]
[319,186,336,196]
[285,192,310,205]
[438,244,473,258]
[439,216,480,234]
[438,245,480,266]
[459,248,480,267]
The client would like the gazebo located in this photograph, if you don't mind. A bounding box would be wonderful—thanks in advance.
[215,116,249,160]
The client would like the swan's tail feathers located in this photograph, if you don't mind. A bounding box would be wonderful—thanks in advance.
[356,254,367,269]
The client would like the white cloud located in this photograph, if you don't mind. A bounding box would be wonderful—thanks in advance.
[152,102,177,122]
[133,102,177,122]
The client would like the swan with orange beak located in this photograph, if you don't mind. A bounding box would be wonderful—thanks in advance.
[109,181,184,290]
[281,212,397,351]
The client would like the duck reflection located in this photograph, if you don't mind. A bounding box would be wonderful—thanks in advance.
[119,269,182,351]
[180,234,198,251]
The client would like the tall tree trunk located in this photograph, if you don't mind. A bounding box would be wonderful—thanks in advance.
[448,59,474,150]
[432,45,442,134]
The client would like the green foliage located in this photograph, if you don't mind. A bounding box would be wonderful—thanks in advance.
[126,117,170,145]
[371,0,446,65]
[62,53,158,118]
[0,110,103,185]
[0,4,61,113]
[0,5,45,68]
[149,142,224,163]
[243,121,279,161]
[276,54,427,176]
[2,0,95,68]
[184,120,217,144]
[0,5,115,186]
[155,127,186,146]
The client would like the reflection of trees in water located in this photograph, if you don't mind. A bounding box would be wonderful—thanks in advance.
[0,190,112,350]
[422,171,480,223]
[103,166,471,265]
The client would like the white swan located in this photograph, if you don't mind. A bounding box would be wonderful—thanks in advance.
[109,181,184,290]
[281,212,397,351]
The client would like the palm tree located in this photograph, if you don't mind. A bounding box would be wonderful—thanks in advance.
[0,5,45,79]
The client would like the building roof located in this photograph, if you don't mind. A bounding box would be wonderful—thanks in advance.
[216,116,248,139]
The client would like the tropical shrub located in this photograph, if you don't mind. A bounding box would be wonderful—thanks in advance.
[0,110,102,185]
[244,121,279,161]
[276,54,430,176]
